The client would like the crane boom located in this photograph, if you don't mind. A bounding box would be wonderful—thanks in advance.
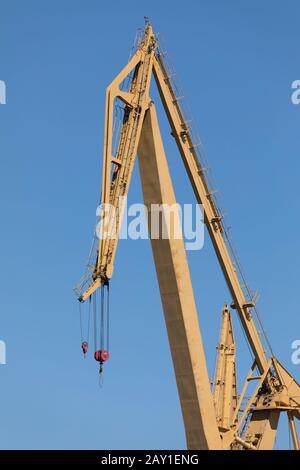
[76,23,300,449]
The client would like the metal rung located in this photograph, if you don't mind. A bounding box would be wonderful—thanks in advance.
[111,157,122,166]
[247,376,262,382]
[235,436,257,451]
[243,302,255,309]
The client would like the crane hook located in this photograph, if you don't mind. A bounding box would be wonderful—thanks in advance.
[81,341,89,356]
[94,349,110,374]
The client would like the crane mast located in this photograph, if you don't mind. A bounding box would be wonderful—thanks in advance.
[76,23,300,450]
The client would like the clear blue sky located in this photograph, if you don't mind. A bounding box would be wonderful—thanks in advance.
[0,0,299,450]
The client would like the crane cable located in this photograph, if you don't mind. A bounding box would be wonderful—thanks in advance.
[100,282,110,351]
[100,284,105,351]
[79,297,91,356]
[92,281,110,374]
[106,282,110,351]
[93,291,97,351]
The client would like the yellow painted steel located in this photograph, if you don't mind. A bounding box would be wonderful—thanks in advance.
[213,305,238,433]
[76,23,300,449]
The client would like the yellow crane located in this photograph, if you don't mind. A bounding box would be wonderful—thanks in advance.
[75,23,300,450]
